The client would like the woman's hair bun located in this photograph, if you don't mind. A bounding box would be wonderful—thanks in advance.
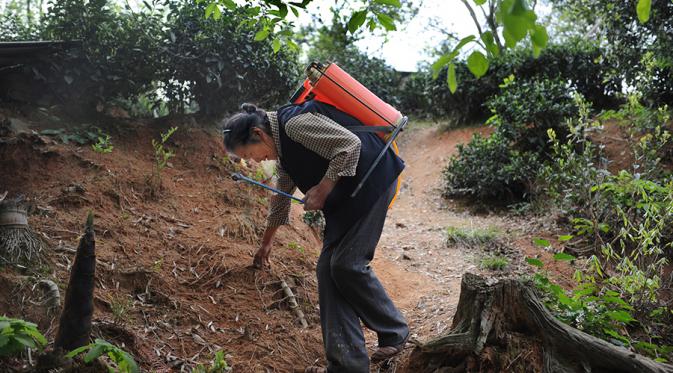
[240,103,258,114]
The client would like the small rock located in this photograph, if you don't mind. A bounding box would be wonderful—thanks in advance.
[396,222,407,228]
[402,245,414,251]
[402,253,413,261]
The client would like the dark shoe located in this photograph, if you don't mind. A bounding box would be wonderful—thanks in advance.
[371,333,409,362]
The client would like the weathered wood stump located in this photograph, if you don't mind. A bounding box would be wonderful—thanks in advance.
[403,273,673,373]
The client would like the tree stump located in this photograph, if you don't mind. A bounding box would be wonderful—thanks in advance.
[403,273,673,373]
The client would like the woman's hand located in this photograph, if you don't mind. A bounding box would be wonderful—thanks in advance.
[304,177,338,211]
[253,242,272,269]
[253,226,279,270]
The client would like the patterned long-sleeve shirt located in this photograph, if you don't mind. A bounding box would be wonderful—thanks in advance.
[265,111,362,227]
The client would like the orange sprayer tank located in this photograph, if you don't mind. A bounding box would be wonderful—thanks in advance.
[291,62,404,139]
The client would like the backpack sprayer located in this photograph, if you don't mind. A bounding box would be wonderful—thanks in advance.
[232,61,407,203]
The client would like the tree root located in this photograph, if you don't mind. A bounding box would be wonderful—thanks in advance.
[0,226,45,265]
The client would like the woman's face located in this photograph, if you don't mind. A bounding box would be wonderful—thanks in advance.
[231,128,277,163]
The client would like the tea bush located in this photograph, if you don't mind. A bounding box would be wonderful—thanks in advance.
[443,132,540,200]
[443,77,578,201]
[4,0,299,117]
[408,40,619,125]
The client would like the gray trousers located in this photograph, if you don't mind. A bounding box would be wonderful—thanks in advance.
[317,184,409,373]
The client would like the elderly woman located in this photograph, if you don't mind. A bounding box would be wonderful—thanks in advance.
[222,100,409,373]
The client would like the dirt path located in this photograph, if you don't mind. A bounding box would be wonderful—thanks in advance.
[370,125,509,342]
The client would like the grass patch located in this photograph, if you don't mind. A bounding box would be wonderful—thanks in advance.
[446,226,499,246]
[480,255,509,271]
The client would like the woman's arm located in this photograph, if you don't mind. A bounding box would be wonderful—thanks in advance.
[285,112,362,182]
[254,167,296,269]
[285,112,362,210]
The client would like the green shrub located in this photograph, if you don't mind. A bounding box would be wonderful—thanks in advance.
[590,171,673,304]
[161,1,300,115]
[527,257,673,362]
[418,40,619,125]
[91,131,114,154]
[0,317,47,357]
[397,71,433,119]
[443,76,580,202]
[444,132,540,200]
[148,126,178,196]
[535,94,608,210]
[7,0,300,117]
[41,0,166,115]
[552,0,673,107]
[486,77,579,154]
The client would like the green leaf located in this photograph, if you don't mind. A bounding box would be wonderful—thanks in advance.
[116,350,140,373]
[286,39,299,52]
[502,14,529,42]
[212,4,222,20]
[368,19,377,31]
[205,3,220,20]
[375,12,397,31]
[466,51,489,78]
[0,335,9,349]
[254,28,270,41]
[13,335,36,349]
[66,345,91,359]
[23,329,47,346]
[525,257,544,268]
[637,0,651,23]
[553,252,575,261]
[431,54,452,79]
[530,24,548,48]
[474,0,487,4]
[347,10,368,34]
[447,63,457,94]
[603,297,633,310]
[604,328,630,344]
[606,310,636,323]
[558,235,573,242]
[373,0,401,6]
[272,38,281,53]
[452,35,476,55]
[84,343,107,363]
[481,31,499,56]
[499,0,536,47]
[533,238,551,247]
[278,4,288,18]
[222,0,236,10]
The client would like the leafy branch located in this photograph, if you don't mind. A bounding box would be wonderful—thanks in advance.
[66,338,139,373]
